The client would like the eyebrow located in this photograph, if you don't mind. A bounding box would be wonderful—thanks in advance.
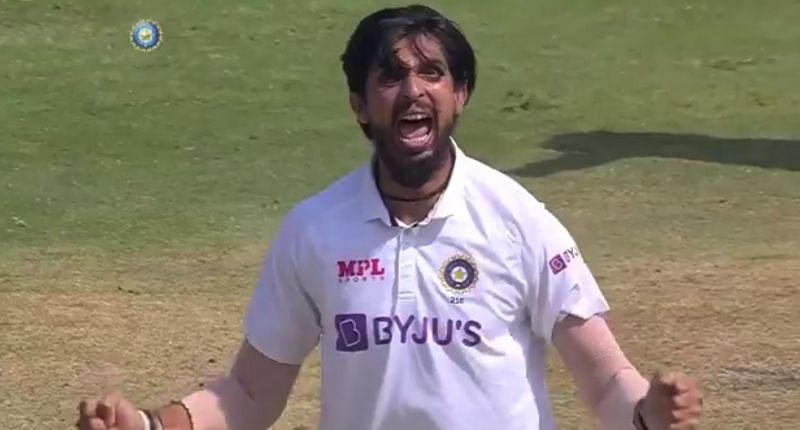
[379,53,447,73]
[417,58,447,69]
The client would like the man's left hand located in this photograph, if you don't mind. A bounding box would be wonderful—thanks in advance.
[637,371,703,430]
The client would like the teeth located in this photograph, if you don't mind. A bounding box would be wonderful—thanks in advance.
[400,130,431,143]
[401,113,428,120]
[402,134,429,144]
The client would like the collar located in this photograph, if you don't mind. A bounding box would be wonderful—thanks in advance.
[359,137,469,226]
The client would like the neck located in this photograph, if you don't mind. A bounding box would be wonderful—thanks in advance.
[376,149,454,226]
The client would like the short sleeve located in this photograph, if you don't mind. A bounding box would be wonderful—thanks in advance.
[521,203,609,343]
[243,213,321,365]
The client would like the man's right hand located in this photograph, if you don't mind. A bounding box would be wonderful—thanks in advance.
[77,391,144,430]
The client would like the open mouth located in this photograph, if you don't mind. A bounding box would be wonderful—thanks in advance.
[397,113,434,151]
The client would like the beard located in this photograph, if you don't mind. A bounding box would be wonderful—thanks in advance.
[371,117,456,189]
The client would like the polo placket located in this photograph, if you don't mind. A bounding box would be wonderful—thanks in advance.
[396,227,417,301]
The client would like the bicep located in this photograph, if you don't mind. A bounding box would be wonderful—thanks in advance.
[552,314,635,408]
[231,340,302,402]
[244,215,321,365]
[521,206,609,341]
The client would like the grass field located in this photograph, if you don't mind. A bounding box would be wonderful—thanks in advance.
[2,1,799,429]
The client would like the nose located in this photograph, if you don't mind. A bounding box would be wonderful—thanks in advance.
[399,73,425,100]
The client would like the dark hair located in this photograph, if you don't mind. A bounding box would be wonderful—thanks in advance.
[341,4,477,137]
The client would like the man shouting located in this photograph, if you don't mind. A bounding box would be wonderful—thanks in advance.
[78,4,702,430]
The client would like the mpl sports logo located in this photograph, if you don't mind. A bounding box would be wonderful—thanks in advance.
[337,258,386,283]
[548,245,581,275]
[334,313,482,352]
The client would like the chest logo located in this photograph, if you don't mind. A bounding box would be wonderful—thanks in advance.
[338,258,386,283]
[439,254,479,294]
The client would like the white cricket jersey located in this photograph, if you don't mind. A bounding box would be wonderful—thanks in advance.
[244,140,609,430]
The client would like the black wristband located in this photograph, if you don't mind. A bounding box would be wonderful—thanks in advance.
[633,398,649,430]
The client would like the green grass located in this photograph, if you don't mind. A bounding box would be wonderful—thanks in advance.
[1,1,799,429]
[3,0,798,256]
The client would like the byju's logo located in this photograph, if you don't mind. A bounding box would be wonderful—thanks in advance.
[337,258,386,283]
[549,246,581,275]
[335,313,369,352]
[334,313,482,352]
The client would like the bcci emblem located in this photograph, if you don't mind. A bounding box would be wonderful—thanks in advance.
[439,254,479,294]
[130,19,162,52]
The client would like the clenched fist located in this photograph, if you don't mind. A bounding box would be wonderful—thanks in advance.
[637,371,703,430]
[76,391,143,430]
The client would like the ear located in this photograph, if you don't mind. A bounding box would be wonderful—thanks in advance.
[454,84,468,115]
[349,93,369,125]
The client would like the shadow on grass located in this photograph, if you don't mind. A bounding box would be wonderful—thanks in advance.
[507,131,800,177]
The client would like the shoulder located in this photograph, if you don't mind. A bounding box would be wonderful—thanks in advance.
[462,155,539,202]
[460,154,553,231]
[274,163,369,244]
[458,152,577,258]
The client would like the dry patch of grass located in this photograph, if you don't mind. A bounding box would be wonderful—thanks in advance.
[1,248,797,429]
[0,245,320,430]
[550,255,800,429]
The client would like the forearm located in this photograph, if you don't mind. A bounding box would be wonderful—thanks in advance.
[593,366,649,430]
[151,340,298,430]
[553,315,649,430]
[155,374,285,430]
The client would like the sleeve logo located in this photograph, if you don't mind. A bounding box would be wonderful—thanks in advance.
[548,246,581,275]
[548,255,567,274]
